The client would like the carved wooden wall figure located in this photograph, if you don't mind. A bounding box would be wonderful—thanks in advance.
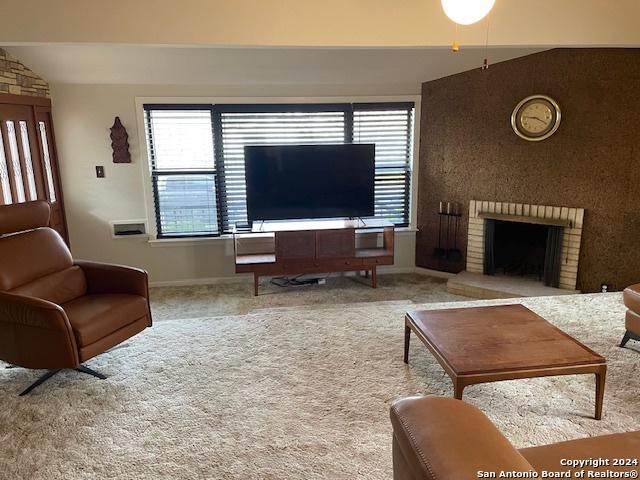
[110,116,131,163]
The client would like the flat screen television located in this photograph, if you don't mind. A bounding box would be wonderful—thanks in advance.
[244,144,375,222]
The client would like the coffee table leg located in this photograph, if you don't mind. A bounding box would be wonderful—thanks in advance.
[404,325,411,364]
[595,366,607,420]
[453,379,465,400]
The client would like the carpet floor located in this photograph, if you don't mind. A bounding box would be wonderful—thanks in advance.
[1,292,639,479]
[149,273,466,319]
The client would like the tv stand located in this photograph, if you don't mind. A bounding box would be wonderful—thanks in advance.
[234,219,395,296]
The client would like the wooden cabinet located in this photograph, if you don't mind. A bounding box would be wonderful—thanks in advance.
[234,219,394,295]
[316,229,355,258]
[275,231,316,260]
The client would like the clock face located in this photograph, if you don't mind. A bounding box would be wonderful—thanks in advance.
[511,95,561,141]
[520,102,553,134]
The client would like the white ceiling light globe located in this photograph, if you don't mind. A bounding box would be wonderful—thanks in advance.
[441,0,495,25]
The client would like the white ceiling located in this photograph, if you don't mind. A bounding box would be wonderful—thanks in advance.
[1,0,639,48]
[5,45,543,88]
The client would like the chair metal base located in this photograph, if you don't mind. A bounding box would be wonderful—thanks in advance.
[75,364,107,379]
[18,365,106,396]
[620,330,640,348]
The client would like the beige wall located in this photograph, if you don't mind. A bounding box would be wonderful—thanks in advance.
[50,84,419,285]
[2,0,639,48]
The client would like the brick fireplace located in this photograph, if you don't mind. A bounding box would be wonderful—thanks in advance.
[466,200,584,290]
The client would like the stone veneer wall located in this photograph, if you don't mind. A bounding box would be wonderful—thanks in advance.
[416,48,640,293]
[0,48,49,97]
[466,200,584,290]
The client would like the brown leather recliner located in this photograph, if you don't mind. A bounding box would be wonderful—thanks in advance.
[621,284,640,348]
[0,201,151,395]
[390,396,640,480]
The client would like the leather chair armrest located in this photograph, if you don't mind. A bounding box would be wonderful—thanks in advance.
[390,397,534,480]
[0,291,79,368]
[623,284,640,313]
[75,260,149,298]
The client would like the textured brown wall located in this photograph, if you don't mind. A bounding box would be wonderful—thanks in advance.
[416,48,640,292]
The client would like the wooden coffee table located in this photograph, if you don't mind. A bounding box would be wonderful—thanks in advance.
[404,304,607,419]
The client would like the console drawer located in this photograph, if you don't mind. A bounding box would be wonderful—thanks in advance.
[361,256,393,266]
[281,258,363,274]
[314,258,363,271]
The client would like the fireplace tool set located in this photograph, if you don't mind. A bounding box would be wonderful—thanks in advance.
[433,201,463,262]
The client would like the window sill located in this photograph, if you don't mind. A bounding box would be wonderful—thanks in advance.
[147,226,417,247]
[148,236,229,247]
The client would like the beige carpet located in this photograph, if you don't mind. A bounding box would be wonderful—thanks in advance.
[149,273,465,319]
[1,293,639,479]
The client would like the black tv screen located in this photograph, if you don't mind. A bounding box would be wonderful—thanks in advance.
[245,144,375,222]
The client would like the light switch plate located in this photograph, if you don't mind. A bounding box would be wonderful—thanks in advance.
[96,166,105,178]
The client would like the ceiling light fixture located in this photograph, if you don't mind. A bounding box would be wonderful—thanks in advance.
[441,0,495,25]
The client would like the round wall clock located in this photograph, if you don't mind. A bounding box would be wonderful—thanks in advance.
[511,95,561,141]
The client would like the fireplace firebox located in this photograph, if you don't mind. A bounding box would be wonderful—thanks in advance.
[483,219,563,287]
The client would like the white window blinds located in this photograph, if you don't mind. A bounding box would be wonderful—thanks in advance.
[353,105,413,225]
[145,108,219,236]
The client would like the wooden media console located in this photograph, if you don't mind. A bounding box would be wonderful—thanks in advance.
[234,219,395,295]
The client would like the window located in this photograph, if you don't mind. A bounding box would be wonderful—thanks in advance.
[353,105,413,225]
[19,121,38,201]
[0,132,11,204]
[144,102,414,238]
[5,121,26,203]
[145,107,218,237]
[38,121,57,203]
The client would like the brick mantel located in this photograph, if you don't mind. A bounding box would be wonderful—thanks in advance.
[466,200,584,290]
